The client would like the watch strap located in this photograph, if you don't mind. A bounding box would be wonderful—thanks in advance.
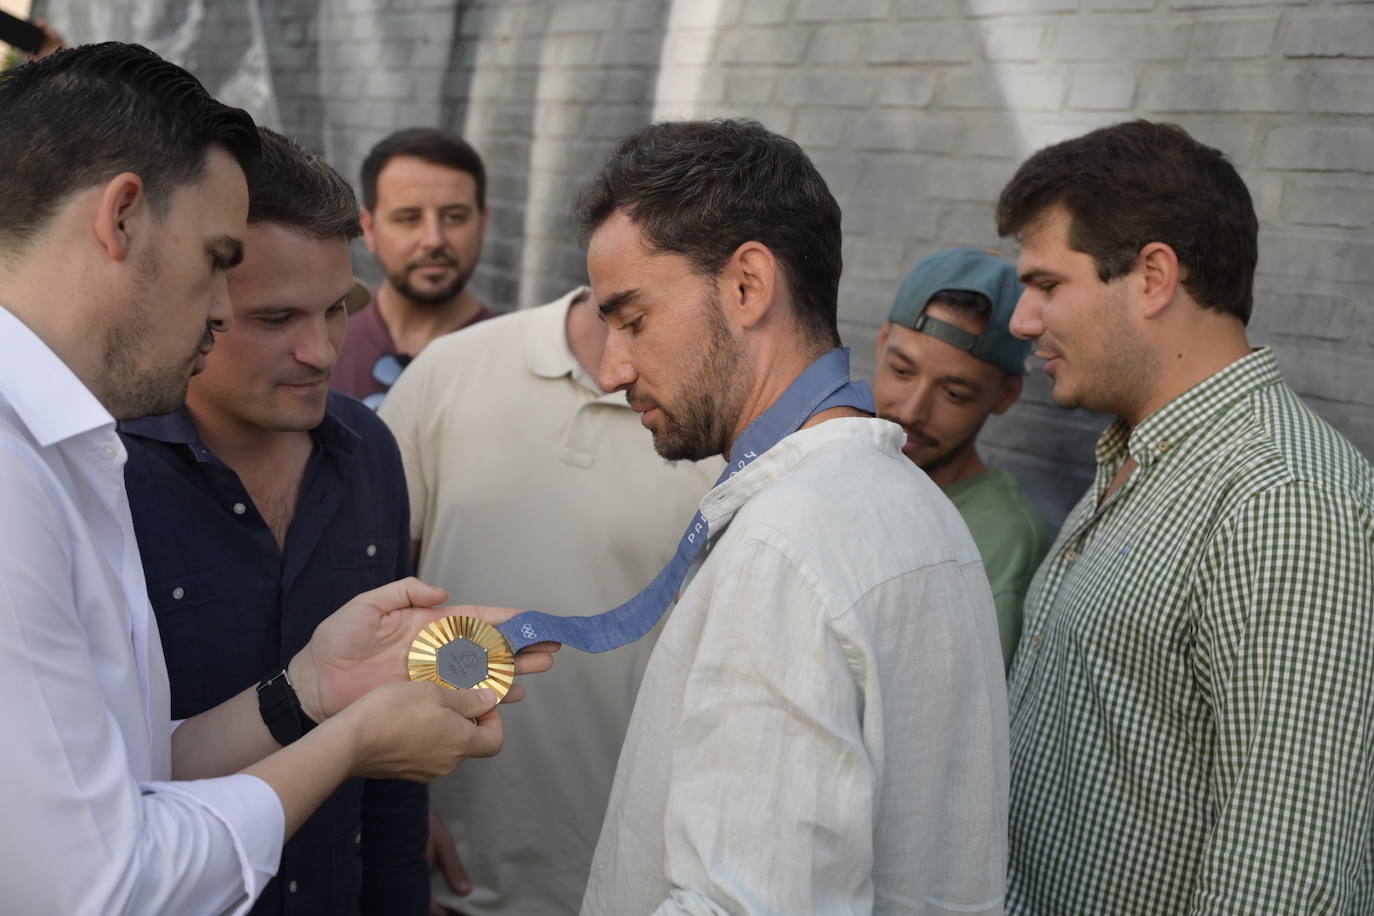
[256,668,317,746]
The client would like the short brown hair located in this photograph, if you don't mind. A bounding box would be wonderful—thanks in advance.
[575,118,843,350]
[996,120,1257,323]
[249,128,360,241]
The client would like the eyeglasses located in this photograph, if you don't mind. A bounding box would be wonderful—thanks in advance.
[362,353,413,411]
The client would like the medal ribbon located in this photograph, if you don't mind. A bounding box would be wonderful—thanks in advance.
[496,347,873,653]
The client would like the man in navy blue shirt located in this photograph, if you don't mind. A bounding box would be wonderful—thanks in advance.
[121,128,428,915]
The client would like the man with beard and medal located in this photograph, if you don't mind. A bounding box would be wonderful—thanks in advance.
[872,248,1050,671]
[572,119,1009,915]
[333,129,498,407]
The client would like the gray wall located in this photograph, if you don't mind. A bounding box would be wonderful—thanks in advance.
[45,0,1374,525]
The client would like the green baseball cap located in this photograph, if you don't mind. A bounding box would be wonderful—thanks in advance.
[888,247,1030,376]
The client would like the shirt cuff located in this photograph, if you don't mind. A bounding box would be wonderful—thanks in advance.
[142,774,285,914]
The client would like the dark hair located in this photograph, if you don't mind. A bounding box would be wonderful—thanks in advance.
[360,128,487,211]
[250,128,361,241]
[996,120,1257,323]
[0,42,259,254]
[927,288,993,327]
[575,118,843,350]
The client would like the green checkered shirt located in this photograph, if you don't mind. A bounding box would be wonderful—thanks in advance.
[1007,348,1374,914]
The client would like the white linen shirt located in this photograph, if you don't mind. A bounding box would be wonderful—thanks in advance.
[381,290,723,914]
[582,418,1010,916]
[0,306,283,915]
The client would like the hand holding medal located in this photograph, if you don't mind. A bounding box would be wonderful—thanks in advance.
[289,578,559,722]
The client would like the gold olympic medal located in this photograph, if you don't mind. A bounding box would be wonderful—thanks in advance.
[408,616,515,701]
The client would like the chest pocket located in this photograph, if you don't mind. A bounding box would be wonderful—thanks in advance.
[328,536,403,597]
[147,566,268,716]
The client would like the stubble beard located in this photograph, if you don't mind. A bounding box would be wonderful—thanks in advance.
[388,255,475,307]
[101,251,208,420]
[642,293,753,463]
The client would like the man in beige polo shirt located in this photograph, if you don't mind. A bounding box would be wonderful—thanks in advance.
[379,286,721,915]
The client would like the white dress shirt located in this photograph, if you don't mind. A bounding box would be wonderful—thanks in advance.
[582,418,1009,915]
[0,306,283,915]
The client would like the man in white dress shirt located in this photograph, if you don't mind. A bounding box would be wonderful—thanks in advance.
[576,119,1008,914]
[0,43,551,915]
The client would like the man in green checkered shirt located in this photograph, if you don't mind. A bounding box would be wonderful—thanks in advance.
[997,120,1374,913]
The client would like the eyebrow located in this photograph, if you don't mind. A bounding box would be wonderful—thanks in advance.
[1018,267,1060,286]
[597,289,640,320]
[245,292,349,317]
[390,203,473,215]
[211,235,244,269]
[885,346,984,393]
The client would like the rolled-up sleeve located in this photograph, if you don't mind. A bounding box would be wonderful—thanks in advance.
[0,439,283,915]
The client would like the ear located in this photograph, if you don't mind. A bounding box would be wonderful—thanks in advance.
[478,206,491,235]
[359,207,377,252]
[722,240,779,331]
[875,321,892,364]
[92,173,147,264]
[1135,242,1182,320]
[991,373,1023,415]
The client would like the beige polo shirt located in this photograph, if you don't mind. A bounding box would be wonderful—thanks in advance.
[379,287,722,915]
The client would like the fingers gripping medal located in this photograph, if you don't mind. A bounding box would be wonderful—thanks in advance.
[408,616,515,700]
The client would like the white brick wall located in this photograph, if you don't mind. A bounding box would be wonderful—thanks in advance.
[46,0,1374,524]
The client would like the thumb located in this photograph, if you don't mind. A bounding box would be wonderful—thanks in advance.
[365,576,449,614]
[441,687,500,719]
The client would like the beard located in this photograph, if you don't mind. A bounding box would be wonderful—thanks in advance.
[101,250,211,420]
[386,253,475,306]
[880,413,983,476]
[631,291,753,462]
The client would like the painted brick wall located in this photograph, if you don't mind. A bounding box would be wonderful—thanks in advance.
[44,0,1373,524]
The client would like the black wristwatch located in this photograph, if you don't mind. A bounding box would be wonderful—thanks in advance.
[256,667,318,746]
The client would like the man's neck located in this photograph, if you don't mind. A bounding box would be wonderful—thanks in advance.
[186,398,313,550]
[724,342,863,461]
[186,398,311,480]
[375,283,483,357]
[1120,319,1252,428]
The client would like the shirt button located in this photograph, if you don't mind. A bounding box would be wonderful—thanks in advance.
[1157,440,1171,453]
[1064,547,1079,562]
[287,879,298,894]
[171,586,185,600]
[232,502,247,515]
[355,831,362,846]
[100,443,118,461]
[1030,634,1042,648]
[366,544,377,557]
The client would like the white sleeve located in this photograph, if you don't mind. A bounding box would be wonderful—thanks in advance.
[0,440,283,915]
[652,530,876,915]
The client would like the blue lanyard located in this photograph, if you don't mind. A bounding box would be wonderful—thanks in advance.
[496,348,873,653]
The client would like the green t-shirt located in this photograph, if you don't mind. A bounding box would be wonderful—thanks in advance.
[942,467,1051,672]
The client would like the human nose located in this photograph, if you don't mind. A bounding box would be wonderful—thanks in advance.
[419,213,444,251]
[209,274,233,334]
[893,383,934,426]
[1009,290,1042,341]
[296,317,337,371]
[597,329,635,394]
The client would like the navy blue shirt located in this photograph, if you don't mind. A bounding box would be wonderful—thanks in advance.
[120,392,427,916]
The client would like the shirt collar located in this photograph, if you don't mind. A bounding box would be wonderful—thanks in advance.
[699,417,905,535]
[119,391,361,462]
[525,286,592,381]
[524,286,628,403]
[1096,347,1282,470]
[0,304,114,447]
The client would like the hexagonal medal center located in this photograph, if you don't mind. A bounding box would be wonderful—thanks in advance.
[436,637,489,689]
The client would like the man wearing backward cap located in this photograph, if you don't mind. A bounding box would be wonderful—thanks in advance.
[873,247,1050,671]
